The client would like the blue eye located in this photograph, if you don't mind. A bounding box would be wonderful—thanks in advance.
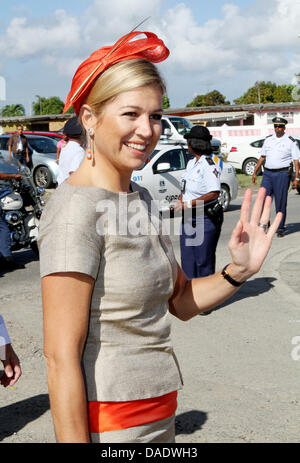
[123,112,137,117]
[151,114,162,121]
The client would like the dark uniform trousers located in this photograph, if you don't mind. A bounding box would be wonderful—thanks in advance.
[261,169,290,233]
[0,214,12,259]
[0,186,13,259]
[180,213,222,279]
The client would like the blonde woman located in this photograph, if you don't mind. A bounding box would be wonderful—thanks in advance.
[38,31,282,443]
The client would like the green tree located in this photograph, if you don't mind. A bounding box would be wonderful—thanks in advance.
[65,105,75,114]
[1,103,25,117]
[162,94,170,109]
[187,90,230,107]
[32,95,65,115]
[234,81,295,104]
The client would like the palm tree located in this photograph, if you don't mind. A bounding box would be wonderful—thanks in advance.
[1,104,25,117]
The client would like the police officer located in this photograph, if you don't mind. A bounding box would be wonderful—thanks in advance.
[252,117,300,237]
[174,125,223,279]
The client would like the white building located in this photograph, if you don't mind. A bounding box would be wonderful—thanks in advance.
[165,102,300,152]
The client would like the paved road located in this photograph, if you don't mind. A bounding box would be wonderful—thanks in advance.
[1,190,300,443]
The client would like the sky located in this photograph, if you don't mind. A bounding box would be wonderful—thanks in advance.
[0,0,300,115]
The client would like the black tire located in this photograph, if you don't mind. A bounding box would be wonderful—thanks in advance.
[30,241,39,257]
[219,184,230,212]
[34,166,53,188]
[242,158,261,176]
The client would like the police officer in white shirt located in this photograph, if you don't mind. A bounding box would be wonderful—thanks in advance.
[174,125,223,279]
[57,117,85,185]
[252,117,300,237]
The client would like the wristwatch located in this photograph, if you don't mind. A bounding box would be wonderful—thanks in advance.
[186,200,192,208]
[295,177,300,181]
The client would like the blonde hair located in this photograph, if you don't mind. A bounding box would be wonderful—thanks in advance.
[81,59,166,120]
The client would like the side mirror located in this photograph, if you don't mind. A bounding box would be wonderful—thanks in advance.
[163,128,172,137]
[155,162,171,173]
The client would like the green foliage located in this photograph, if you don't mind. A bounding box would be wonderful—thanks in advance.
[187,90,230,107]
[234,81,295,104]
[162,94,170,109]
[65,105,75,114]
[1,103,25,117]
[32,95,65,115]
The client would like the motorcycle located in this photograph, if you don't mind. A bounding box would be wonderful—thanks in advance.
[0,162,45,256]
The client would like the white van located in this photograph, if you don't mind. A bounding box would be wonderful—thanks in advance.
[161,115,222,156]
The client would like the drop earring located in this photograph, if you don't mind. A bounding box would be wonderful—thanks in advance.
[86,128,94,160]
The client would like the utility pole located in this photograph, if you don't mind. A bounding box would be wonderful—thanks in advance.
[256,82,261,105]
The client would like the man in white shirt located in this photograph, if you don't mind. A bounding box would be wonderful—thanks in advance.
[252,117,300,237]
[8,125,30,166]
[57,117,85,185]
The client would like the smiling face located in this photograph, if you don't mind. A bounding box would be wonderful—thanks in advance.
[88,85,163,173]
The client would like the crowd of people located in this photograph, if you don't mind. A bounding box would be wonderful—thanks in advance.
[0,29,299,444]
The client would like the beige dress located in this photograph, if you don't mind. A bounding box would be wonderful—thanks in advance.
[38,181,184,441]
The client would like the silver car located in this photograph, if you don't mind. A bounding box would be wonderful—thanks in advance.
[131,143,238,212]
[0,134,58,188]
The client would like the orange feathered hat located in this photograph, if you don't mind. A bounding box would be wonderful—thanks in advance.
[63,31,170,115]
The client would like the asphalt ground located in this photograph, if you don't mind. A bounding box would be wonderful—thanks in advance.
[0,189,300,444]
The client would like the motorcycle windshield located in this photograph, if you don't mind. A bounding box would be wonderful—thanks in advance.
[0,157,20,174]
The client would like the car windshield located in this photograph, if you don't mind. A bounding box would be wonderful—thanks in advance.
[136,150,159,170]
[28,137,57,153]
[169,117,193,135]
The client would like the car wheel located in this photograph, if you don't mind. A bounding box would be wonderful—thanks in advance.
[219,184,230,211]
[242,158,260,176]
[30,241,39,257]
[34,166,53,188]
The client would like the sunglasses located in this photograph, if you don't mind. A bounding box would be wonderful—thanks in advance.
[274,124,284,128]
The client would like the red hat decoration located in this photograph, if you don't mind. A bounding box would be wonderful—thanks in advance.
[63,31,169,115]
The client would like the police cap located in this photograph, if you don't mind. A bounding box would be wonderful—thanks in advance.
[63,116,83,136]
[184,125,212,141]
[272,116,288,126]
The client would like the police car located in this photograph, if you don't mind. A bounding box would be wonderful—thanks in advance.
[131,143,238,212]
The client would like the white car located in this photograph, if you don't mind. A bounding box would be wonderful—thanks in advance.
[161,115,222,157]
[227,137,300,176]
[131,144,238,212]
[0,134,59,188]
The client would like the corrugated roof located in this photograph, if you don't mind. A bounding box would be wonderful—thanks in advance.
[185,111,250,122]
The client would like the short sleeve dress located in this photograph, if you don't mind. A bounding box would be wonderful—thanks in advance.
[38,181,183,403]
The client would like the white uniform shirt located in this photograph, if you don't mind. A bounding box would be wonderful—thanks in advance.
[181,155,221,202]
[261,133,300,169]
[57,140,85,185]
[0,315,11,347]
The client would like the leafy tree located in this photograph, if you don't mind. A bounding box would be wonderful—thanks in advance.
[162,94,170,109]
[234,81,295,104]
[187,90,230,107]
[65,105,75,114]
[1,103,25,117]
[32,95,65,115]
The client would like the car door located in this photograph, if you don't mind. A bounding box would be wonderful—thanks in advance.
[151,148,186,208]
[0,136,9,160]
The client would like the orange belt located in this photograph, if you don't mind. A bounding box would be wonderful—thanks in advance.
[88,391,177,433]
